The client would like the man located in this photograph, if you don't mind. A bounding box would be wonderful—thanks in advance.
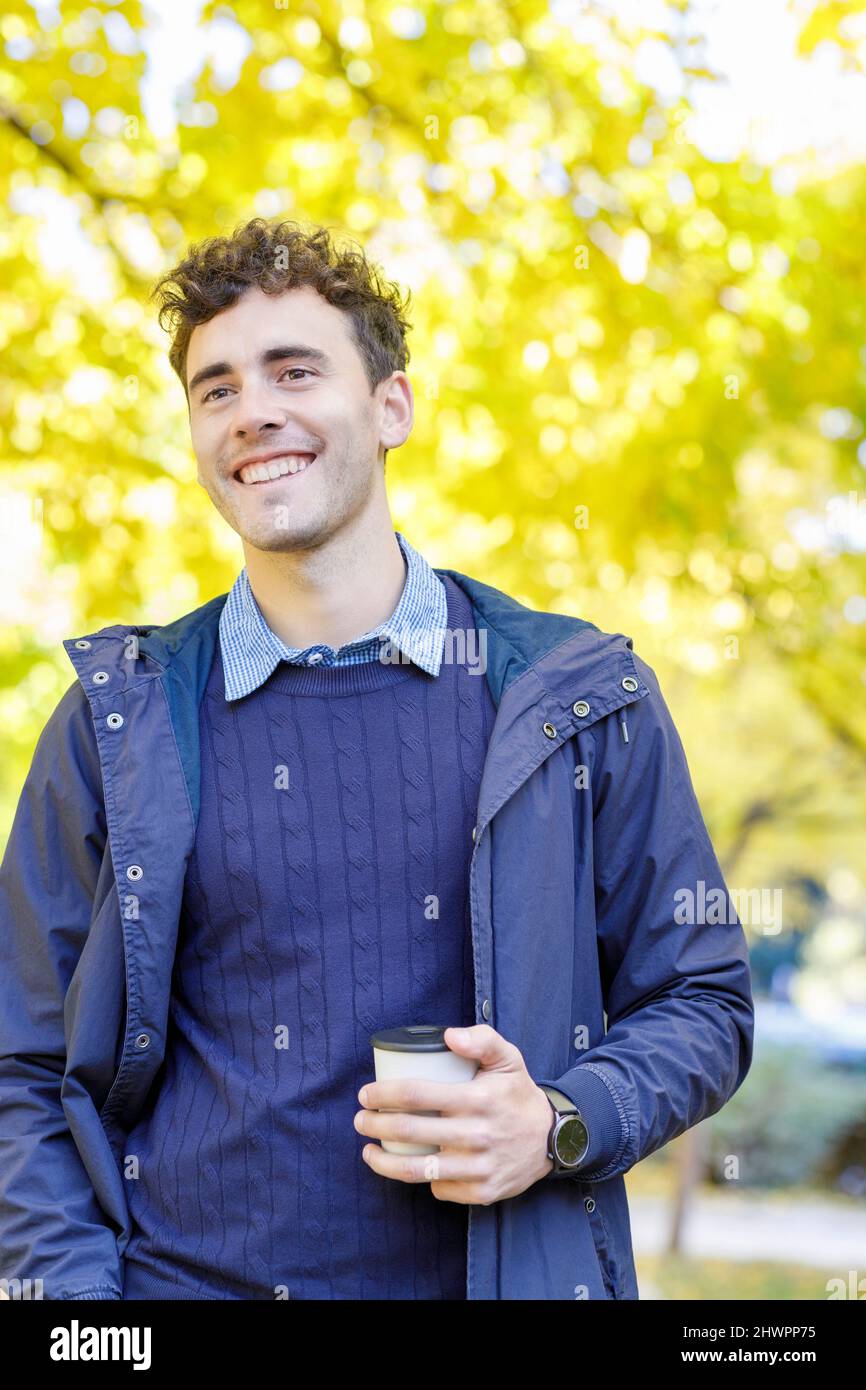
[0,218,754,1301]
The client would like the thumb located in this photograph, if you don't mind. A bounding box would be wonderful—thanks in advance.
[444,1024,519,1071]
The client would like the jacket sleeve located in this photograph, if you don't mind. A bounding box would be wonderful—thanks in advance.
[534,652,755,1182]
[0,680,123,1299]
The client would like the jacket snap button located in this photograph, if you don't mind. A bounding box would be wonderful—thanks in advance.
[74,639,91,650]
[106,712,124,730]
[573,701,590,717]
[542,721,557,739]
[584,1197,596,1212]
[482,998,492,1020]
[471,825,476,842]
[92,670,110,685]
[621,676,638,693]
[134,1033,150,1049]
[126,864,143,881]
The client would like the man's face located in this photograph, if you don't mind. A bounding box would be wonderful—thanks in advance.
[186,284,410,553]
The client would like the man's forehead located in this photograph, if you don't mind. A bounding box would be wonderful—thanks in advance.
[187,285,348,367]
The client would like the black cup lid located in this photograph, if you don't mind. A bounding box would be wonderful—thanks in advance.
[370,1025,450,1053]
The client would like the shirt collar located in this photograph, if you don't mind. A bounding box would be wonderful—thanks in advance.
[219,531,448,701]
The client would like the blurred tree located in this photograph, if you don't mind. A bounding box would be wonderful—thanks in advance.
[1,0,864,931]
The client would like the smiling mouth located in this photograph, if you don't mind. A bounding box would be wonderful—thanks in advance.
[233,452,318,486]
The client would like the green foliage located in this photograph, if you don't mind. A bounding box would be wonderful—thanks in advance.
[702,1042,865,1188]
[636,1251,844,1301]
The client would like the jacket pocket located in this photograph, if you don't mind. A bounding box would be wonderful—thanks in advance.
[579,1182,621,1299]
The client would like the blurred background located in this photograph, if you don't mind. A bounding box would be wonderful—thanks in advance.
[1,0,865,1299]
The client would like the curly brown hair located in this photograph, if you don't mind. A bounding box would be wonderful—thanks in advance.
[150,217,413,399]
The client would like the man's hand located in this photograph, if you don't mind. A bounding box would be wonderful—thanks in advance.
[354,1024,555,1205]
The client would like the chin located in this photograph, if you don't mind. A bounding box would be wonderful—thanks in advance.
[241,523,325,552]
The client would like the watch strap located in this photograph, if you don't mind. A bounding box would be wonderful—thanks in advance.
[540,1085,579,1115]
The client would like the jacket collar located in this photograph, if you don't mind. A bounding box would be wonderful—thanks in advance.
[64,568,645,828]
[129,568,637,701]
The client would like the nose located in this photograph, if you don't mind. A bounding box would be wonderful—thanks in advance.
[230,380,290,438]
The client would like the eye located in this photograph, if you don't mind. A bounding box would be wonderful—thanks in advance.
[201,364,312,403]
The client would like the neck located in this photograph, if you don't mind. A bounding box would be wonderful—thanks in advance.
[241,514,407,652]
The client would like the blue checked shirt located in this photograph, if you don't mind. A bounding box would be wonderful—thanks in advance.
[219,530,448,701]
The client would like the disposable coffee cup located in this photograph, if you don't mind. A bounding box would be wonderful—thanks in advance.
[369,1024,479,1155]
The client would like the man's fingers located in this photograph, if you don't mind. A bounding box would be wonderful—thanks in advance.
[362,1142,489,1186]
[355,1107,487,1150]
[359,1077,484,1113]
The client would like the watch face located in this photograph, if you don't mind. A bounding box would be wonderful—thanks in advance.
[555,1115,589,1166]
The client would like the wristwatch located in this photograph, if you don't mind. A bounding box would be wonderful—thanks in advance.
[539,1085,590,1175]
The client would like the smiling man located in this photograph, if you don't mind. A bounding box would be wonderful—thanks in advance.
[0,217,755,1301]
[185,278,413,646]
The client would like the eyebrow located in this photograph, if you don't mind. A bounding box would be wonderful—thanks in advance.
[188,344,333,398]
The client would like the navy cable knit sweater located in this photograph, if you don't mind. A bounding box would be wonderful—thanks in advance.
[122,575,497,1300]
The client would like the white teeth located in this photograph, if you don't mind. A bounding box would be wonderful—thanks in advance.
[237,454,316,485]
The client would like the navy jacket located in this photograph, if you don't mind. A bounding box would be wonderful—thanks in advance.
[0,568,755,1299]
